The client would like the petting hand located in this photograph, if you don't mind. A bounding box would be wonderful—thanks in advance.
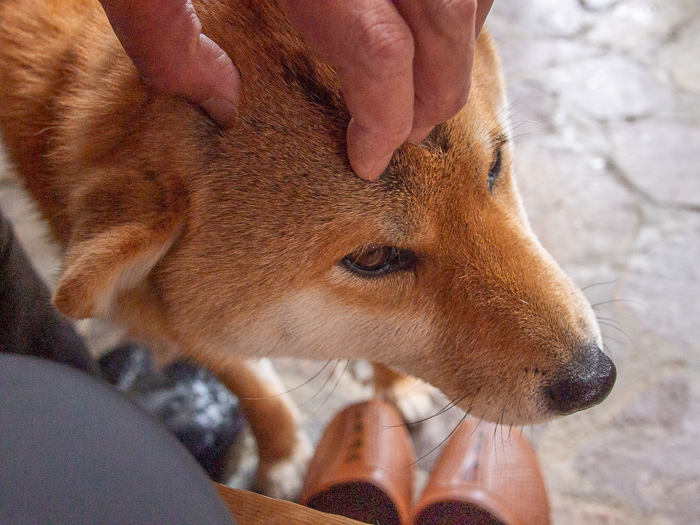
[100,0,494,181]
[99,0,241,127]
[279,0,494,180]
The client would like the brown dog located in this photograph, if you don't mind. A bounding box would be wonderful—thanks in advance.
[0,0,615,498]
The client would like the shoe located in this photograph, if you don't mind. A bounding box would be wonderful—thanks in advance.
[99,344,246,481]
[412,418,551,525]
[300,399,416,525]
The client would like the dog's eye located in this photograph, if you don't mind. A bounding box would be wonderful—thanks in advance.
[487,147,502,193]
[341,246,417,278]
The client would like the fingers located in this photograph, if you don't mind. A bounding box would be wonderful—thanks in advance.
[99,0,240,126]
[280,0,416,181]
[476,0,496,38]
[282,0,493,181]
[395,0,478,144]
[99,0,495,176]
[402,0,495,144]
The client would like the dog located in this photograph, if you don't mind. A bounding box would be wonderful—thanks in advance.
[0,0,615,499]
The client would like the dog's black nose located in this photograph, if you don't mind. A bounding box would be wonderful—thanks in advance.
[545,345,616,415]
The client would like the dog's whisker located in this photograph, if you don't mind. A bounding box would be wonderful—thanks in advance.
[466,388,479,417]
[475,100,519,141]
[581,279,618,292]
[503,123,537,139]
[499,119,533,136]
[510,130,539,143]
[404,413,469,469]
[596,315,622,326]
[228,359,337,401]
[398,392,485,469]
[503,106,527,122]
[601,338,625,356]
[591,298,645,310]
[298,359,340,408]
[599,332,625,348]
[431,393,466,412]
[522,180,548,198]
[598,321,636,351]
[303,359,350,421]
[499,423,508,455]
[262,342,279,358]
[275,359,334,397]
[494,408,505,451]
[484,102,515,132]
[396,393,471,428]
[32,126,55,137]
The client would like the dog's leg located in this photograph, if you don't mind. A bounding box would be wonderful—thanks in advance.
[373,363,441,424]
[193,354,312,500]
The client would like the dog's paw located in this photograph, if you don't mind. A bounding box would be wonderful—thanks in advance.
[376,376,443,425]
[255,430,313,501]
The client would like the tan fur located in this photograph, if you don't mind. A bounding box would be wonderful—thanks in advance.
[0,0,610,496]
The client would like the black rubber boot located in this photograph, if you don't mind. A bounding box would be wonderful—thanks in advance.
[99,343,246,481]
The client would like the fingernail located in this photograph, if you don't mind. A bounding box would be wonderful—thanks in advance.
[407,125,433,144]
[202,96,236,128]
[368,152,394,181]
[348,119,395,181]
[202,62,241,127]
[350,151,393,182]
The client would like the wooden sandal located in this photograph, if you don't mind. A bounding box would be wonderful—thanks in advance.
[300,399,416,525]
[412,418,551,525]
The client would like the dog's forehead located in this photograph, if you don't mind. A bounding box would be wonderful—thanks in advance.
[214,14,509,245]
[219,80,504,247]
[279,53,344,119]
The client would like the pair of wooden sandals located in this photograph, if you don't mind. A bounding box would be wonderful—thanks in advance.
[298,399,552,525]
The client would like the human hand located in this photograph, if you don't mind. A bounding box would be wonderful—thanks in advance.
[100,0,493,181]
[280,0,495,180]
[99,0,240,127]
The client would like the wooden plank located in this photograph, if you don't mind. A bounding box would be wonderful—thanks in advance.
[214,483,366,525]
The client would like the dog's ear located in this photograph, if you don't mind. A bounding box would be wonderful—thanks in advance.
[53,170,187,319]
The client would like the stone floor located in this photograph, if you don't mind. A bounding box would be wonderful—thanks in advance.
[489,1,700,523]
[2,0,699,523]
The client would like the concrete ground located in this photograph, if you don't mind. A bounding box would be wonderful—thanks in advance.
[1,0,698,523]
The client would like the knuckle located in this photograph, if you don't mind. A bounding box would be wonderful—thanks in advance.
[420,85,471,124]
[438,95,469,122]
[393,115,415,139]
[434,0,477,20]
[446,89,470,117]
[365,113,413,143]
[356,16,413,72]
[373,118,414,147]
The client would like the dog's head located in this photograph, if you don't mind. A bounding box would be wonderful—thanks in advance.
[49,0,614,425]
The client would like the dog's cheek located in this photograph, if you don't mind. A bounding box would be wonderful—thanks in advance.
[212,287,437,367]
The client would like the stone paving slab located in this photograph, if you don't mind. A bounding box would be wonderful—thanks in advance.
[513,135,641,267]
[658,16,700,95]
[611,120,700,207]
[540,54,675,120]
[618,209,700,365]
[587,0,699,58]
